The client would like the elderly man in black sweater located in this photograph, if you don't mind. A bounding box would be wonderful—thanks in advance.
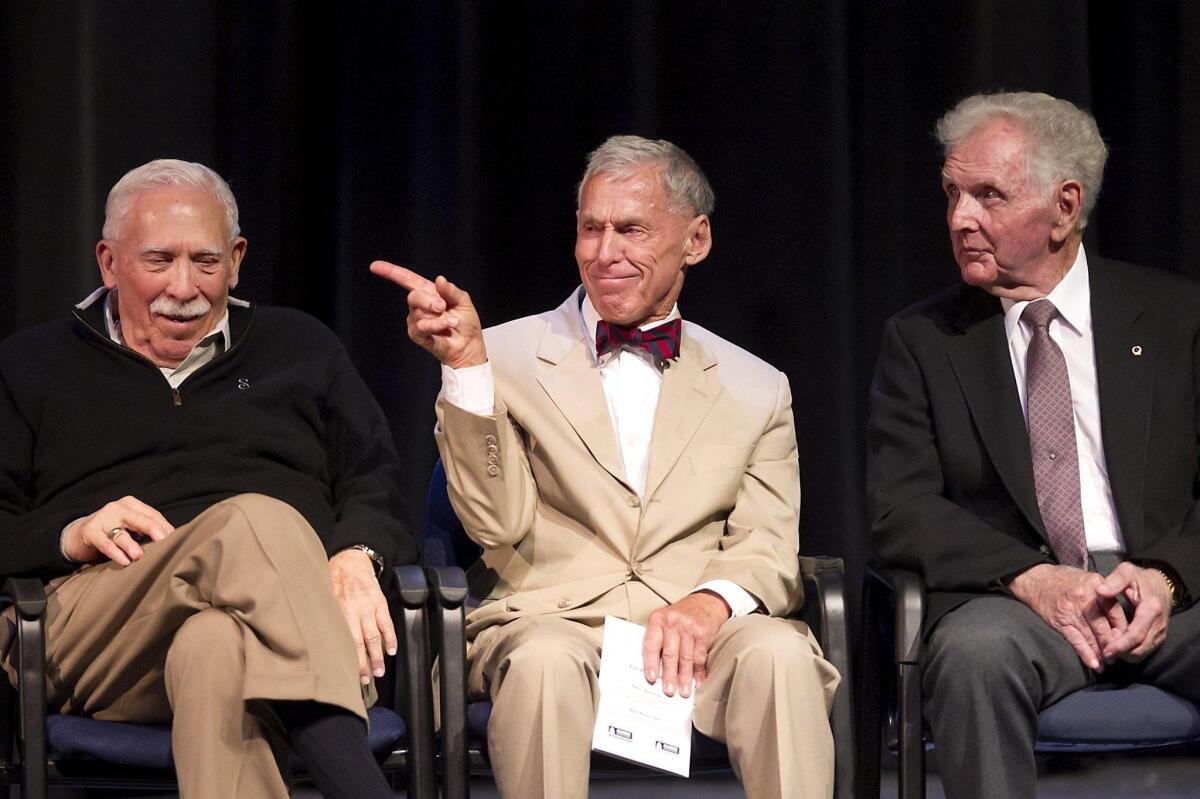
[0,159,413,799]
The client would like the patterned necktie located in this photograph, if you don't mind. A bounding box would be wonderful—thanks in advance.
[1023,300,1088,569]
[595,318,682,361]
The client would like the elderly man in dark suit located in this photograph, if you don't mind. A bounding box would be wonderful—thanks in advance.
[867,91,1200,797]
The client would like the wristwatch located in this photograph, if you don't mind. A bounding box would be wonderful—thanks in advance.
[344,544,385,578]
[1152,568,1183,611]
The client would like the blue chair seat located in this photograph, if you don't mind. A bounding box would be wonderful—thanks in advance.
[46,706,407,769]
[1037,683,1200,752]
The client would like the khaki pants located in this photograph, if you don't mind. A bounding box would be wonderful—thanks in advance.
[2,493,365,798]
[468,583,840,799]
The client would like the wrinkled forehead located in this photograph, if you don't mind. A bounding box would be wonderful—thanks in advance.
[942,120,1033,182]
[124,186,232,243]
[578,168,673,218]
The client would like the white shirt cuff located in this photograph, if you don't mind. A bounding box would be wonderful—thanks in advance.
[441,361,495,415]
[693,579,760,617]
[61,518,84,561]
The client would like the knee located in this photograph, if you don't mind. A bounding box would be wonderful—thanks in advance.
[210,494,322,551]
[492,618,599,686]
[722,617,823,675]
[924,610,1030,690]
[166,610,244,681]
[218,493,304,528]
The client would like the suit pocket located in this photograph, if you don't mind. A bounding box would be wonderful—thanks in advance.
[690,444,755,474]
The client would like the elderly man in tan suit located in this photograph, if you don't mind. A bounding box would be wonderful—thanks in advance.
[373,135,838,798]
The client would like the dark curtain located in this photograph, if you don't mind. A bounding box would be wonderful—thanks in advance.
[4,0,1198,627]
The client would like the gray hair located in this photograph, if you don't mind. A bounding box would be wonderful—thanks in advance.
[103,159,240,241]
[935,92,1108,230]
[577,135,715,218]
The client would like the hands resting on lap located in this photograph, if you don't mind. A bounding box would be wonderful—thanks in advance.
[1008,561,1172,672]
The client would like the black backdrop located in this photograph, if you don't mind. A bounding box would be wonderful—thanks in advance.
[4,0,1199,625]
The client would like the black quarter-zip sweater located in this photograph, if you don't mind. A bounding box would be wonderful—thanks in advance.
[0,294,415,581]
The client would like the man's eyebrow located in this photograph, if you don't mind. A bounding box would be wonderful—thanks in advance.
[577,214,644,228]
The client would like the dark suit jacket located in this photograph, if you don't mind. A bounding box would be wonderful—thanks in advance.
[867,256,1200,628]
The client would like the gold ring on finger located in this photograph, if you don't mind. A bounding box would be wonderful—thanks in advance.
[106,527,124,541]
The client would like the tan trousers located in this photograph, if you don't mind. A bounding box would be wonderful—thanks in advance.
[468,584,840,799]
[2,493,365,798]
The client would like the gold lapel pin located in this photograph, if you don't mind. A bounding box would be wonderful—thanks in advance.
[1131,345,1143,356]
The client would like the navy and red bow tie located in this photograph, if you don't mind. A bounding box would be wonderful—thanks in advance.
[595,318,682,360]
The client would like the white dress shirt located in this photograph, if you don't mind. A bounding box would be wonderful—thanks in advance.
[1000,247,1126,553]
[441,295,760,616]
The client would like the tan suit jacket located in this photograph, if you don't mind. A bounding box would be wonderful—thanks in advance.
[435,288,801,640]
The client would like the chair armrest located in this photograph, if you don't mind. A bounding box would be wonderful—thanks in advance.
[425,566,468,799]
[799,556,856,799]
[390,565,436,799]
[864,564,927,799]
[866,565,925,665]
[2,577,48,799]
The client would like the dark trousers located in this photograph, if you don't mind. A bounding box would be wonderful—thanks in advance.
[923,560,1200,799]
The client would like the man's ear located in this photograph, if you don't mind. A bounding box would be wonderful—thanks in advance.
[228,237,248,290]
[683,215,712,268]
[96,240,118,289]
[1050,180,1084,243]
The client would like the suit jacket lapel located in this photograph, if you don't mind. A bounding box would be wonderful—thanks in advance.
[1090,258,1152,549]
[946,289,1047,539]
[644,330,722,501]
[535,291,630,489]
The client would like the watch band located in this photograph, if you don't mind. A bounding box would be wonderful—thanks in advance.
[345,544,385,578]
[1152,568,1182,610]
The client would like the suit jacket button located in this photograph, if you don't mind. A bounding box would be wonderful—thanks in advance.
[628,496,641,508]
[485,435,498,445]
[487,444,499,455]
[487,465,500,477]
[557,599,571,608]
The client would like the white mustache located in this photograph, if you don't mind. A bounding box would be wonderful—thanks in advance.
[150,296,211,320]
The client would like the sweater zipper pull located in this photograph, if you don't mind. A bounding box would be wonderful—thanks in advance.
[172,388,182,407]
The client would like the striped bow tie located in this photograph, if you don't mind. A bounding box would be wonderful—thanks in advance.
[595,318,682,361]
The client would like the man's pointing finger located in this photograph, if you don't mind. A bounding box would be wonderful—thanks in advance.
[370,261,435,292]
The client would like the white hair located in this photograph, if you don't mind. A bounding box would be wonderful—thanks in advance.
[936,92,1108,230]
[577,135,715,217]
[103,159,240,241]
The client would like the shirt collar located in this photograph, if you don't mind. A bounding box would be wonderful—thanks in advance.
[1001,246,1091,342]
[100,288,232,354]
[580,292,681,365]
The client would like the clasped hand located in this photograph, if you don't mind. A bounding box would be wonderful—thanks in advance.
[1009,562,1171,671]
